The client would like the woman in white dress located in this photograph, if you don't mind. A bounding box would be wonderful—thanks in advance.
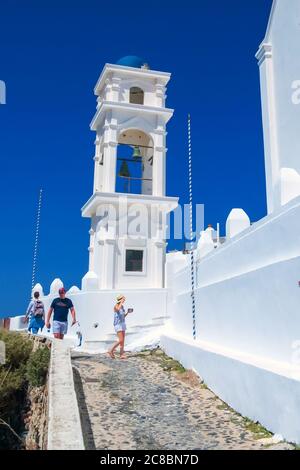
[108,295,130,359]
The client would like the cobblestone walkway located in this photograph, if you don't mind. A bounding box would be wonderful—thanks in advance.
[72,349,294,450]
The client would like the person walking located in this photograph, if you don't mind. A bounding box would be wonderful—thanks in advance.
[107,295,132,359]
[45,287,77,339]
[25,291,45,335]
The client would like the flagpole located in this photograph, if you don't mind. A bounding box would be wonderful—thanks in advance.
[187,114,196,340]
[31,188,43,294]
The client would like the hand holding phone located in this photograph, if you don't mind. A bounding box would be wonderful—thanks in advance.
[127,308,134,314]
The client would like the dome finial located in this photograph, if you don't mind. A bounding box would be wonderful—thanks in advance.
[116,56,149,69]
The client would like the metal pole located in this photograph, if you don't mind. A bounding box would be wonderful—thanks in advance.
[31,188,43,294]
[188,114,196,340]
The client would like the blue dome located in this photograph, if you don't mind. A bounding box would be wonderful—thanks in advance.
[116,55,148,68]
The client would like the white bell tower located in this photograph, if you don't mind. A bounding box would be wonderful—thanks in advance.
[81,56,178,291]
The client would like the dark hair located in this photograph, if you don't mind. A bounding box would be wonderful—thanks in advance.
[33,291,40,299]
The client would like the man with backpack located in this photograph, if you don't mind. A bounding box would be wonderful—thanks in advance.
[25,291,45,335]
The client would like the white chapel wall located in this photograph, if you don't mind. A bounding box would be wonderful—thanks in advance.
[166,197,300,363]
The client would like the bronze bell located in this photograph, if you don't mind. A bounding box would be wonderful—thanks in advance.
[132,145,142,160]
[119,160,130,177]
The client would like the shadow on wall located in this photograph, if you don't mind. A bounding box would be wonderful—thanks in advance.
[72,365,96,450]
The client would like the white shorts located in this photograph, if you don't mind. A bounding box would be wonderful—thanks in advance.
[53,320,68,335]
[114,323,126,333]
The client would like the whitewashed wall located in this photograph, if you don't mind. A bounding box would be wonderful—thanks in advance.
[256,0,300,213]
[163,196,300,444]
[63,288,167,344]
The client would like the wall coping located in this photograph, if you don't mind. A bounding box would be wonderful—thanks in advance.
[47,339,84,450]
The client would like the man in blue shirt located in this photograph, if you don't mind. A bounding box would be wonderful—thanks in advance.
[46,287,77,339]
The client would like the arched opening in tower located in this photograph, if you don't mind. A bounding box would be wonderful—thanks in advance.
[116,129,153,196]
[129,87,144,105]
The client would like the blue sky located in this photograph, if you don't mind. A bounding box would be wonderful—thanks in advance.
[0,0,272,316]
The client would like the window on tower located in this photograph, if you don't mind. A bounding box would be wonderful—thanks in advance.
[125,249,144,272]
[129,87,144,105]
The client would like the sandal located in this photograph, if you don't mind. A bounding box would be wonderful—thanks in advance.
[120,354,127,360]
[107,351,115,359]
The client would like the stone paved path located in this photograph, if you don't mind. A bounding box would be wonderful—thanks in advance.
[72,349,294,450]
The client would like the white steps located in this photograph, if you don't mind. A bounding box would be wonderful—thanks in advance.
[81,316,169,352]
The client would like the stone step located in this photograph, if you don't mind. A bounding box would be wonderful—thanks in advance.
[131,323,160,331]
[82,329,161,352]
[83,340,111,351]
[151,316,171,324]
[105,331,137,340]
[151,318,169,326]
[82,322,163,352]
[152,316,171,321]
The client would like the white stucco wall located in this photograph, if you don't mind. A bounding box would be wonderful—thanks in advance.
[265,0,300,173]
[163,196,300,443]
[65,288,167,344]
[167,195,300,362]
[257,0,300,212]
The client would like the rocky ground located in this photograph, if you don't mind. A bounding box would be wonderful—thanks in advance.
[72,348,295,450]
